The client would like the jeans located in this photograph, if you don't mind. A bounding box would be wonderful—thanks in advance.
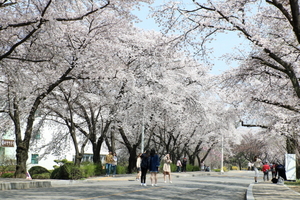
[263,171,269,181]
[106,163,112,175]
[176,166,181,172]
[111,165,116,175]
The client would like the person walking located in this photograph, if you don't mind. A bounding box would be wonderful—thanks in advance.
[176,158,182,172]
[105,151,113,176]
[182,157,187,172]
[271,162,277,178]
[163,154,172,183]
[262,162,271,181]
[140,150,150,186]
[253,156,262,183]
[111,152,118,177]
[136,153,142,181]
[149,149,160,186]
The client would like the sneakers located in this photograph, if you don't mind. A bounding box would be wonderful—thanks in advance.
[170,181,172,183]
[151,184,154,187]
[154,184,158,187]
[164,181,166,183]
[141,183,147,186]
[143,183,147,186]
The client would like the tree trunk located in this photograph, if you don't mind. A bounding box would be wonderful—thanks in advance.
[92,137,104,164]
[188,154,195,166]
[128,146,138,174]
[74,153,83,167]
[287,136,296,154]
[111,127,116,153]
[118,127,141,173]
[15,143,28,178]
[13,64,76,178]
[200,147,213,164]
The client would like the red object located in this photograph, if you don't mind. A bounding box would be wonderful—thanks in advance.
[262,164,271,172]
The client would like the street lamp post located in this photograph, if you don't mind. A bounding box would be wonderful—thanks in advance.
[221,132,224,173]
[141,101,145,153]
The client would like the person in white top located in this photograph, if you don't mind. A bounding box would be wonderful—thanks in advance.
[176,158,182,172]
[253,156,262,183]
[136,153,142,181]
[111,152,118,177]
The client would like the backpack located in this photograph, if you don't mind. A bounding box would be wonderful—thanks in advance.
[141,154,150,169]
[271,178,278,183]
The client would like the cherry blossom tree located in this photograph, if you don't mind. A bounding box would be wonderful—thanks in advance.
[153,0,300,158]
[0,0,152,178]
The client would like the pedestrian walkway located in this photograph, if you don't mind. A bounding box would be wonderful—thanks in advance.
[246,182,300,200]
[0,171,300,200]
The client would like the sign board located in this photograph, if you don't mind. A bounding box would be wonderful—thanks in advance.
[1,139,14,147]
[285,154,296,181]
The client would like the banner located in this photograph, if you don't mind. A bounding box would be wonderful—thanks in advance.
[285,154,296,181]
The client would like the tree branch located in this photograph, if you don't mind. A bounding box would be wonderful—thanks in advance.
[252,97,300,113]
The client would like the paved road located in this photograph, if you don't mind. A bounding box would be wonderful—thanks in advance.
[0,171,254,200]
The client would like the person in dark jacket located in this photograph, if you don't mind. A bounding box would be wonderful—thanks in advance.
[182,157,187,172]
[140,150,150,186]
[149,149,160,186]
[276,163,287,180]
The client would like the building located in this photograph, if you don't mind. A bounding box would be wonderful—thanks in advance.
[0,138,15,164]
[0,130,108,170]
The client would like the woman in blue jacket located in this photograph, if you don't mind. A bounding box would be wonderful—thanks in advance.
[149,149,160,186]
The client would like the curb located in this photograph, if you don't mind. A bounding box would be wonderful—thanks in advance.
[0,180,52,191]
[0,171,219,191]
[246,183,254,200]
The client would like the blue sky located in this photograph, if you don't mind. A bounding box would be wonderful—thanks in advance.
[132,0,247,75]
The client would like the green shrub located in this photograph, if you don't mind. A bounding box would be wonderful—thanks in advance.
[170,163,177,172]
[231,166,239,170]
[192,165,200,171]
[32,173,50,179]
[186,164,200,171]
[50,162,84,180]
[1,173,14,178]
[69,166,83,180]
[60,163,75,179]
[94,164,103,176]
[117,165,127,174]
[6,165,16,171]
[50,167,61,179]
[29,166,50,176]
[81,163,96,178]
[285,179,300,185]
[186,164,192,171]
[213,166,228,172]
